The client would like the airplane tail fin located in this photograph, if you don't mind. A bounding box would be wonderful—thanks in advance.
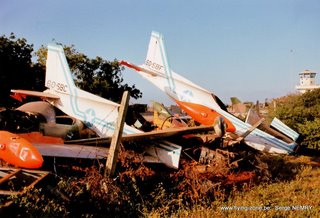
[45,44,76,94]
[143,32,212,94]
[230,97,242,105]
[271,117,300,141]
[152,101,172,119]
[230,97,247,115]
[143,31,170,76]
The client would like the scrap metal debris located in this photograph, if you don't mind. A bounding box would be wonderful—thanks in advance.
[0,168,49,208]
[0,100,291,210]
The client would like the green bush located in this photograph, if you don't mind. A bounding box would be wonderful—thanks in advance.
[269,89,320,149]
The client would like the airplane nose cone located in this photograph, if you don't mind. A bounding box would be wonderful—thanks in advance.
[0,131,43,169]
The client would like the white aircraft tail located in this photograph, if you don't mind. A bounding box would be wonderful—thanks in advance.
[144,32,170,76]
[44,44,124,137]
[45,44,76,94]
[139,31,211,99]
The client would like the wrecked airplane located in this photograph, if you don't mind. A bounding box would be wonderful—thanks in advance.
[121,31,299,155]
[10,44,190,169]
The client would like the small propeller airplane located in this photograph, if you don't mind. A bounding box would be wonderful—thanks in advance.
[120,31,299,154]
[10,44,216,169]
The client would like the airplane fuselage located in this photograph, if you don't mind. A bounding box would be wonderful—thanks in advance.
[121,31,298,154]
[0,131,43,168]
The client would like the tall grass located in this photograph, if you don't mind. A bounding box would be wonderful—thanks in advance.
[2,155,319,217]
[152,156,320,218]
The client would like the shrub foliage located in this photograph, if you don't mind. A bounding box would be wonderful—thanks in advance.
[269,89,320,149]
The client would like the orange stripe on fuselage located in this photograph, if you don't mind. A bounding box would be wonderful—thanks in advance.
[174,100,236,132]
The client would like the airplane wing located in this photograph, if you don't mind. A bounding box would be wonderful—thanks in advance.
[32,143,171,165]
[17,128,106,159]
[16,131,182,168]
[64,125,218,169]
[65,125,216,146]
[33,143,108,159]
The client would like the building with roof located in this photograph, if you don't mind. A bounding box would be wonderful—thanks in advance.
[295,70,320,94]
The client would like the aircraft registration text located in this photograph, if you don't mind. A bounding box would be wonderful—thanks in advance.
[46,80,68,92]
[145,60,163,71]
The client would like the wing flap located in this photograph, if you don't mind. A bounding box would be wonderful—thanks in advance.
[34,143,108,159]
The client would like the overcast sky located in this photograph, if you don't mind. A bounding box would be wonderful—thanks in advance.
[1,0,320,105]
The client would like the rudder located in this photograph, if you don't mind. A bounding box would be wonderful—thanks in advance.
[144,31,170,75]
[143,31,177,91]
[45,44,75,94]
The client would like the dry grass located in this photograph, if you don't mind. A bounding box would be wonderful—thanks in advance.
[2,152,319,217]
[157,155,320,218]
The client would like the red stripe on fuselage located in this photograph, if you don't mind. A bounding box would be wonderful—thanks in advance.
[174,100,236,132]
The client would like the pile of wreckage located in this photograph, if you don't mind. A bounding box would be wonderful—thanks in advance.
[0,32,300,206]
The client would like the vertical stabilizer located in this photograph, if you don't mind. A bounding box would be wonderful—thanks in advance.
[144,32,171,77]
[141,31,211,95]
[46,44,75,94]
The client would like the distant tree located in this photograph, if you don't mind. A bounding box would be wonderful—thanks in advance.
[297,118,320,149]
[36,45,142,103]
[269,89,320,149]
[0,34,142,107]
[0,33,43,107]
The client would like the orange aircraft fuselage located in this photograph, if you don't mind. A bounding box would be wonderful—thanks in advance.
[0,131,43,168]
[174,100,236,132]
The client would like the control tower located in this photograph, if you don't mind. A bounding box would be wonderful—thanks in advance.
[295,70,320,94]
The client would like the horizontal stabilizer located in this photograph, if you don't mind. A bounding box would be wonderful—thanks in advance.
[271,117,299,141]
[11,89,60,99]
[120,60,159,76]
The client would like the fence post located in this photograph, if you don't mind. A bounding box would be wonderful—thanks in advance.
[104,91,130,177]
